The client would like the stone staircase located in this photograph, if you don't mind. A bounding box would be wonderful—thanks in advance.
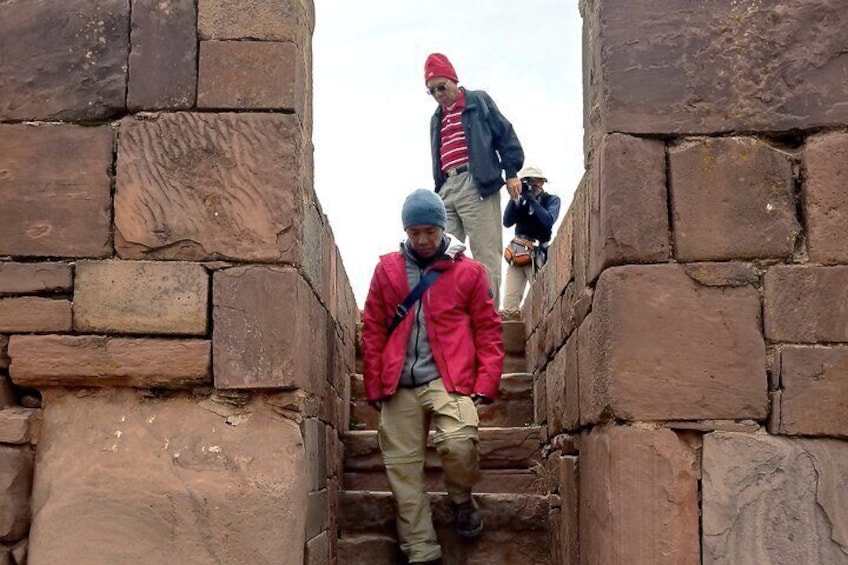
[338,320,551,564]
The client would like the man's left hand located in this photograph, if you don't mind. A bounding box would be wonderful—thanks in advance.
[472,393,491,406]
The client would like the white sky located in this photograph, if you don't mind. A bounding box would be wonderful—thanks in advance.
[313,1,585,307]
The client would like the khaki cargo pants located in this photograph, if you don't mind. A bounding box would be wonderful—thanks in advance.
[378,378,480,563]
[439,171,502,307]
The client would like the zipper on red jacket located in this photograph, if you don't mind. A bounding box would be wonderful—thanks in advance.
[409,266,425,386]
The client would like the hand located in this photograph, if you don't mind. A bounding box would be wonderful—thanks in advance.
[506,177,521,200]
[472,394,490,406]
[369,400,383,411]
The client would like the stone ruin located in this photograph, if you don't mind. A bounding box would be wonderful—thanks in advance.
[1,1,847,564]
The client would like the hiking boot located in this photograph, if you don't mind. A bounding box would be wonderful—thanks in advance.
[453,498,483,539]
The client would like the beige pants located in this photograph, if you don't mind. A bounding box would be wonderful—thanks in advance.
[503,262,533,310]
[439,172,502,307]
[378,378,480,563]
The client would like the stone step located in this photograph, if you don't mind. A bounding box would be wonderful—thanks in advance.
[348,373,534,431]
[343,468,546,495]
[343,426,542,472]
[338,491,551,564]
[501,319,527,355]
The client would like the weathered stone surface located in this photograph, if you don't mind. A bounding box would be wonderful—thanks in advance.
[128,0,197,110]
[0,125,113,258]
[572,173,591,294]
[0,297,72,333]
[588,133,669,283]
[664,420,760,434]
[213,266,327,391]
[0,262,73,295]
[804,132,848,265]
[344,427,541,471]
[27,388,308,564]
[9,335,210,388]
[703,432,848,564]
[10,541,25,565]
[765,265,848,343]
[777,346,848,437]
[0,338,8,372]
[304,418,327,491]
[502,320,526,355]
[115,113,310,263]
[670,137,799,261]
[0,374,14,409]
[304,530,328,565]
[556,454,579,565]
[546,336,579,435]
[305,488,328,541]
[74,260,208,335]
[0,408,39,445]
[0,0,129,120]
[580,265,768,424]
[337,533,397,565]
[0,446,33,542]
[580,426,699,565]
[198,0,315,40]
[547,211,574,306]
[585,0,848,136]
[533,371,547,426]
[683,262,760,287]
[198,41,304,112]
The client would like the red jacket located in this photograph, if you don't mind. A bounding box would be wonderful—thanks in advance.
[361,248,504,402]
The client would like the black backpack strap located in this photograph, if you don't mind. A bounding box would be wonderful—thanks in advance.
[386,269,442,337]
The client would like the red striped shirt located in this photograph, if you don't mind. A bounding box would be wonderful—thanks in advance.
[439,90,469,172]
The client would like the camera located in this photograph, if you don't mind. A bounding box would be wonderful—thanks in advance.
[520,178,534,195]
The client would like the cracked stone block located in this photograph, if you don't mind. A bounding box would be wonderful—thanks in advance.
[584,0,848,136]
[73,260,208,335]
[9,335,210,389]
[670,137,800,261]
[27,388,308,565]
[115,112,312,264]
[0,263,73,295]
[580,264,768,424]
[128,0,197,110]
[804,132,848,265]
[0,0,129,120]
[0,445,33,542]
[213,266,327,392]
[0,125,113,258]
[580,426,699,565]
[588,133,670,283]
[703,432,848,564]
[777,346,848,438]
[765,265,848,343]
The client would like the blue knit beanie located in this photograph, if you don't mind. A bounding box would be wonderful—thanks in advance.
[401,189,447,229]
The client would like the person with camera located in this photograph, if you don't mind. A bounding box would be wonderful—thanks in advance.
[425,53,524,308]
[502,165,561,312]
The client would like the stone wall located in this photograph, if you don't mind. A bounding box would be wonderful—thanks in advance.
[0,1,357,564]
[532,1,848,563]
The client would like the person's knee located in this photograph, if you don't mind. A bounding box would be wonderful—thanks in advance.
[434,434,478,460]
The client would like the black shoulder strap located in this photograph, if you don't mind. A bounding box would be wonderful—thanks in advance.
[386,269,442,337]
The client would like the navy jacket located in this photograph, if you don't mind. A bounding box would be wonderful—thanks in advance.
[430,88,524,197]
[503,191,561,244]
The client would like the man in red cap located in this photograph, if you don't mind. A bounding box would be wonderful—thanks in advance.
[425,52,524,309]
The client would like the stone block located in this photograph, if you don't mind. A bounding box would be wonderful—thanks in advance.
[198,0,315,40]
[502,319,526,354]
[305,488,328,541]
[304,530,328,565]
[27,388,308,564]
[304,418,327,492]
[0,263,73,295]
[703,432,848,564]
[0,125,113,258]
[0,0,129,120]
[669,137,800,261]
[584,0,848,135]
[0,408,39,445]
[534,371,547,426]
[588,133,669,283]
[580,426,699,565]
[0,297,72,333]
[547,211,574,308]
[580,264,768,424]
[804,132,848,264]
[572,173,591,294]
[556,454,579,565]
[8,335,210,388]
[0,374,13,409]
[765,265,848,343]
[198,41,305,112]
[213,266,327,391]
[73,260,208,335]
[682,262,760,288]
[546,342,567,436]
[777,346,848,437]
[0,446,33,542]
[128,0,197,110]
[115,112,311,264]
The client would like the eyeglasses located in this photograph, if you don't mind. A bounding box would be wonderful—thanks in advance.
[427,83,450,96]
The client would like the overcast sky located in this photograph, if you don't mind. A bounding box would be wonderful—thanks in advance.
[313,1,585,306]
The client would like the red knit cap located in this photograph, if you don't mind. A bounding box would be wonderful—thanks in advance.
[424,53,458,84]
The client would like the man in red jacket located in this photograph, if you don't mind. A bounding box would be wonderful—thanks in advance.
[362,189,504,564]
